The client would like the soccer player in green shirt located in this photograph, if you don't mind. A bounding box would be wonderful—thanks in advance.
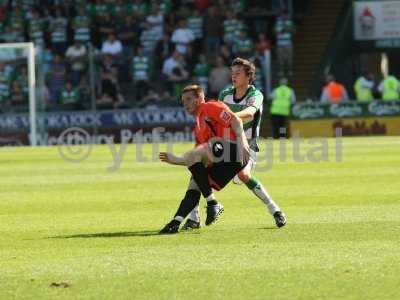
[183,58,287,229]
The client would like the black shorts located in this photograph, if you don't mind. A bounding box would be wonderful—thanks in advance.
[206,138,249,191]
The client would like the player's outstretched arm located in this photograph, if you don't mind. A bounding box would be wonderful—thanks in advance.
[235,106,257,123]
[159,152,187,166]
[159,144,209,167]
[230,115,250,164]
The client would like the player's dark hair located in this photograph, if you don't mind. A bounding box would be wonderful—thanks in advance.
[231,57,256,83]
[181,84,204,98]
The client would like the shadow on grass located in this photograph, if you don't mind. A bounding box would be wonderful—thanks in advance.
[49,229,203,239]
[256,227,282,230]
[49,230,164,239]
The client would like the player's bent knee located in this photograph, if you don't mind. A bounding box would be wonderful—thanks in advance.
[238,169,251,183]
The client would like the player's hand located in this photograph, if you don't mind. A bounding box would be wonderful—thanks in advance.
[159,152,172,164]
[237,138,250,165]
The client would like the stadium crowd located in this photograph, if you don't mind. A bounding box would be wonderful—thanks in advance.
[0,0,301,112]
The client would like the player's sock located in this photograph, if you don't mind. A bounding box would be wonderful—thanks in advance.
[171,218,182,226]
[206,194,218,206]
[188,162,212,198]
[188,205,200,222]
[174,189,201,221]
[245,177,281,215]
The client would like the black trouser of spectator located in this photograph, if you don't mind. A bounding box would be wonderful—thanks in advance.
[135,80,149,102]
[205,36,221,57]
[52,42,67,56]
[271,114,289,139]
[277,45,293,76]
[69,70,85,86]
[192,38,204,58]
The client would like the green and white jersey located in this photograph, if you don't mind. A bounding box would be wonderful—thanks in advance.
[87,3,107,18]
[50,17,67,43]
[60,89,79,105]
[233,37,253,54]
[132,56,150,81]
[0,68,11,101]
[140,29,159,55]
[73,15,91,43]
[187,16,203,39]
[27,18,45,47]
[218,85,263,150]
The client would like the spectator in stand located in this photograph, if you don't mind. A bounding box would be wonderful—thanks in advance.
[77,76,90,108]
[203,5,223,57]
[162,50,183,80]
[97,71,125,109]
[162,6,176,32]
[255,33,272,57]
[59,81,80,110]
[146,3,164,40]
[220,44,234,63]
[270,77,296,138]
[0,62,11,107]
[139,88,161,108]
[73,5,91,45]
[192,54,211,94]
[140,21,160,57]
[1,25,20,43]
[42,7,52,25]
[97,12,117,46]
[233,30,253,58]
[10,81,26,108]
[118,15,140,60]
[162,50,189,97]
[171,19,195,57]
[65,41,87,86]
[39,48,53,79]
[252,56,265,92]
[354,72,375,102]
[187,9,204,57]
[378,74,400,101]
[132,46,151,101]
[27,9,45,50]
[14,66,29,96]
[101,54,118,75]
[47,54,67,105]
[320,74,349,104]
[50,7,68,55]
[154,33,174,75]
[274,10,295,77]
[8,5,24,43]
[208,56,231,98]
[223,10,244,46]
[101,33,123,60]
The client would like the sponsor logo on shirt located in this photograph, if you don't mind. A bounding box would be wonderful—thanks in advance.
[219,111,232,123]
[247,97,256,106]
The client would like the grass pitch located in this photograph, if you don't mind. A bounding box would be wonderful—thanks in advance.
[1,137,399,299]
